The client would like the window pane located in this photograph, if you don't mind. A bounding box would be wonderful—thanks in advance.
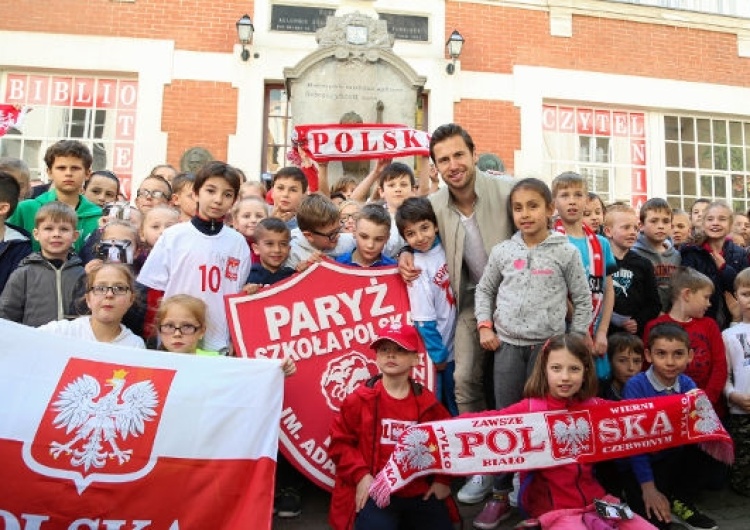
[730,147,744,171]
[667,196,681,209]
[714,146,728,170]
[665,116,679,141]
[730,121,743,145]
[666,170,681,195]
[713,120,728,144]
[681,142,696,168]
[732,175,748,200]
[715,175,726,197]
[680,117,695,142]
[697,119,711,143]
[698,144,712,169]
[701,175,713,195]
[665,142,680,167]
[682,172,696,196]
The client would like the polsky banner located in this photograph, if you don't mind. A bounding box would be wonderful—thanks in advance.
[226,260,434,490]
[293,123,430,162]
[0,319,284,530]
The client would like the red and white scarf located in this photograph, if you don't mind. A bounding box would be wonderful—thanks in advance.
[554,219,603,335]
[293,123,430,162]
[369,391,733,507]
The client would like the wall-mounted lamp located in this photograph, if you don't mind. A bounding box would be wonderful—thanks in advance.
[445,30,465,75]
[236,14,255,61]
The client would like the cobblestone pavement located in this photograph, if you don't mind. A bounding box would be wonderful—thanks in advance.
[273,482,750,529]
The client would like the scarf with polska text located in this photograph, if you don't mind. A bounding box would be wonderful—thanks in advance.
[554,218,604,335]
[293,123,430,162]
[369,391,733,508]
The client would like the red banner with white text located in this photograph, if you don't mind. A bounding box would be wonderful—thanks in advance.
[226,260,434,490]
[293,123,430,162]
[0,320,284,530]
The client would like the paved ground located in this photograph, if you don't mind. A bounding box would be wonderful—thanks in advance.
[272,481,750,529]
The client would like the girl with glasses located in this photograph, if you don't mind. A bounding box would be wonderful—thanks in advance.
[154,295,296,383]
[39,263,144,348]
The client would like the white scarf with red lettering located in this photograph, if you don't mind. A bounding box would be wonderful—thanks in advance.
[369,391,733,507]
[293,123,430,162]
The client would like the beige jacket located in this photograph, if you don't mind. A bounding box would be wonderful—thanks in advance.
[429,170,514,310]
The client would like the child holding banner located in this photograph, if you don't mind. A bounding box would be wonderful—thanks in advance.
[471,334,656,530]
[329,322,455,530]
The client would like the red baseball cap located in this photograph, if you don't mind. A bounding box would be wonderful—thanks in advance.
[370,322,419,352]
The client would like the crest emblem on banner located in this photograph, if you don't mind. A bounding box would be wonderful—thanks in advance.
[24,358,176,493]
[545,410,594,459]
[227,260,434,490]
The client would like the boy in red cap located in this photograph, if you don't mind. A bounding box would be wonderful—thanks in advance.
[328,322,454,530]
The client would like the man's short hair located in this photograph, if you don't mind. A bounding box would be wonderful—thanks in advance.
[607,332,644,360]
[735,267,750,292]
[429,123,475,163]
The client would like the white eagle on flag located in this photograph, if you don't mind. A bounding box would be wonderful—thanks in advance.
[48,369,159,471]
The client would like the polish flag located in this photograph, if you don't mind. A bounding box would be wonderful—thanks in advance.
[0,319,283,530]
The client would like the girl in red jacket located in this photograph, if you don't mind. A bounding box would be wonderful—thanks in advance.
[500,334,656,530]
[328,322,455,530]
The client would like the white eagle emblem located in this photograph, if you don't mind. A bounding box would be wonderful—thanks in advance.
[48,369,159,471]
[394,428,436,471]
[553,416,591,456]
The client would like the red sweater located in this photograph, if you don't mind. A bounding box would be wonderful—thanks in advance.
[643,314,727,408]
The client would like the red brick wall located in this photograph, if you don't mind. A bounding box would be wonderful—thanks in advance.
[5,0,253,53]
[454,100,520,174]
[161,81,238,168]
[445,3,750,86]
[445,2,750,172]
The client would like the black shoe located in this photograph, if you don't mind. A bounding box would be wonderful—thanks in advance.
[275,487,302,518]
[671,498,717,530]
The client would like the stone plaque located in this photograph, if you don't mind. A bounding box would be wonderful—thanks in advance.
[180,147,213,173]
[271,4,335,33]
[378,13,429,42]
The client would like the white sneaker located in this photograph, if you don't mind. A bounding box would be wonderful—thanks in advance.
[457,474,493,504]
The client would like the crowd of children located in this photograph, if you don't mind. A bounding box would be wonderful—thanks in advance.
[2,129,750,530]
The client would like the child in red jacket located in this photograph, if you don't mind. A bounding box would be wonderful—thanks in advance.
[328,322,454,530]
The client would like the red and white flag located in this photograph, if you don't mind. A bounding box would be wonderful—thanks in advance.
[293,123,431,162]
[0,319,284,530]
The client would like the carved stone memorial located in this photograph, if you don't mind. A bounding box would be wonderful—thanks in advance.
[284,12,426,180]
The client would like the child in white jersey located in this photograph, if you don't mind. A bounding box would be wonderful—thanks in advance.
[138,161,251,353]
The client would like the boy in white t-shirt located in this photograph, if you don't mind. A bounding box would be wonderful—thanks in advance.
[138,161,251,353]
[395,197,457,415]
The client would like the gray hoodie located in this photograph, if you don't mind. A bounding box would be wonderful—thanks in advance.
[631,232,681,312]
[475,231,592,345]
